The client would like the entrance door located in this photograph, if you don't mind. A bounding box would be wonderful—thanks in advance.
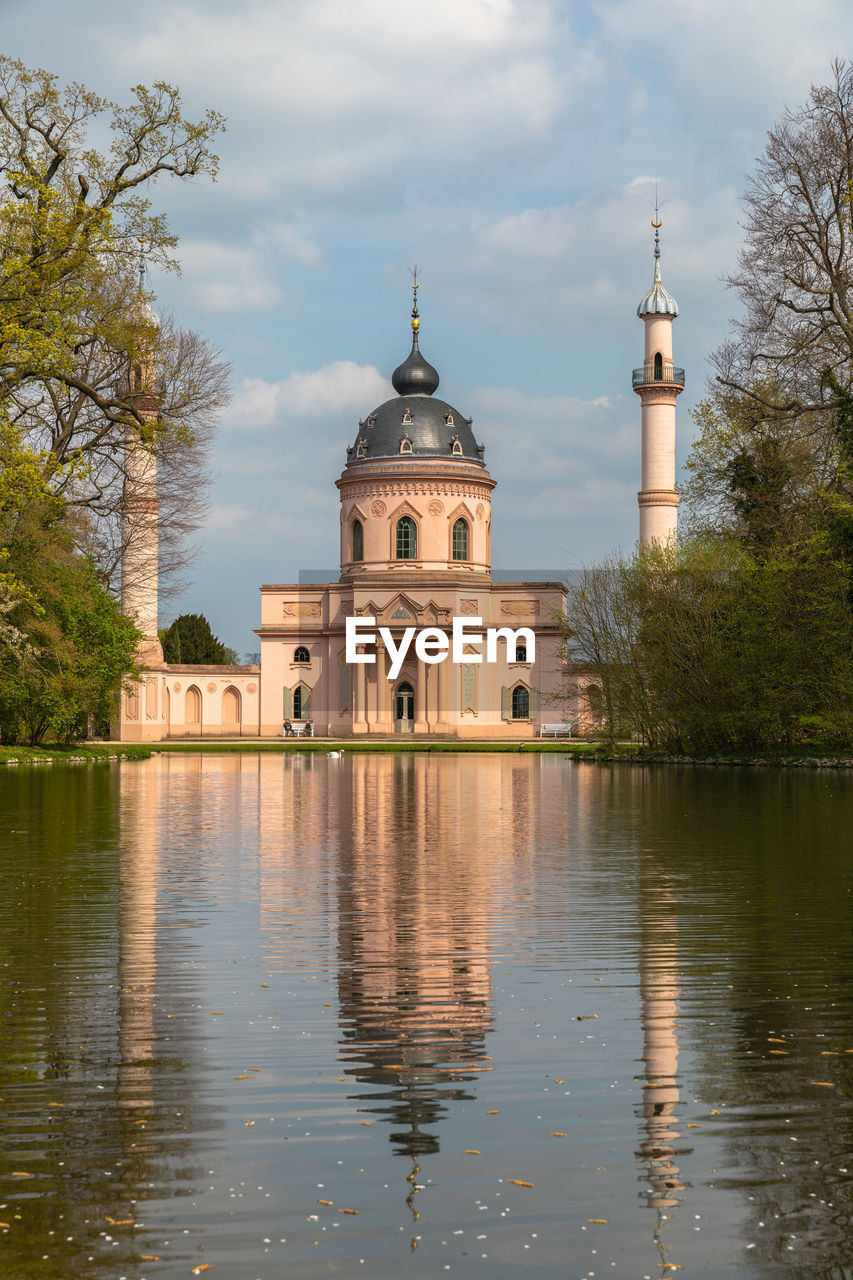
[395,681,415,733]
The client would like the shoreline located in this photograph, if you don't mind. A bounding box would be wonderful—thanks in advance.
[3,741,853,767]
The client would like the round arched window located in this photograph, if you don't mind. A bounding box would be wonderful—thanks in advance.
[452,518,469,561]
[396,516,417,560]
[352,519,364,562]
[294,646,310,664]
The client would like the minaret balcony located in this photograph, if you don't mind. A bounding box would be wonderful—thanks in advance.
[632,362,685,390]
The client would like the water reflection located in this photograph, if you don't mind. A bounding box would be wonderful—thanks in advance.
[3,755,853,1278]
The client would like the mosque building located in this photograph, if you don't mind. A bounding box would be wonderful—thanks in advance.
[114,229,681,741]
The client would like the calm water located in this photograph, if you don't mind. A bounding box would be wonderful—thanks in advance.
[2,754,853,1280]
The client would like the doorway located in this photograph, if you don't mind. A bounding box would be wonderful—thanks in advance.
[395,681,414,733]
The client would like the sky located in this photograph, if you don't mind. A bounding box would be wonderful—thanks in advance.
[6,0,853,653]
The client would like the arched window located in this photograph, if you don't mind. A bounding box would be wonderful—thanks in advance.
[654,351,663,381]
[185,685,202,728]
[511,685,529,719]
[515,645,527,662]
[451,438,463,455]
[400,436,413,454]
[294,646,310,664]
[352,519,364,562]
[396,515,417,560]
[452,518,469,561]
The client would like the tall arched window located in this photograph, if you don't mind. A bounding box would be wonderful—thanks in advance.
[452,518,469,561]
[511,685,529,719]
[294,646,310,664]
[654,351,663,381]
[352,519,364,562]
[396,515,417,560]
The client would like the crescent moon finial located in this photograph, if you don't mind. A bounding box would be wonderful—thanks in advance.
[651,217,662,229]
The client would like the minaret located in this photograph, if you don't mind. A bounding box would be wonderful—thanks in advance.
[121,246,163,663]
[633,217,683,546]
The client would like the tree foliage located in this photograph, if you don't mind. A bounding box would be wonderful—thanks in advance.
[0,57,230,596]
[160,613,237,665]
[560,537,853,753]
[0,421,140,744]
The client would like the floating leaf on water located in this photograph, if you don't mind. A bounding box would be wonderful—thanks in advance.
[769,1050,789,1055]
[337,1077,346,1082]
[233,1075,249,1080]
[811,1081,835,1087]
[341,1208,360,1215]
[211,1012,224,1016]
[508,1179,534,1188]
[768,1038,785,1043]
[550,1132,566,1138]
[245,1121,255,1127]
[554,1079,566,1085]
[11,1172,32,1178]
[359,1121,373,1127]
[587,1218,608,1224]
[317,1199,333,1206]
[141,1257,160,1262]
[464,1150,481,1155]
[710,1109,721,1115]
[191,1267,213,1275]
[0,1223,11,1229]
[820,1051,839,1056]
[106,1217,135,1226]
[687,1124,701,1129]
[411,1239,418,1250]
[487,1110,500,1116]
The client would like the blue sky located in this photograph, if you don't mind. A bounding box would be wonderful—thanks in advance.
[6,0,853,652]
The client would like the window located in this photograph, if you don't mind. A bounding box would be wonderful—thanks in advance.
[654,351,663,381]
[294,646,310,664]
[511,685,529,719]
[400,436,413,453]
[293,685,311,718]
[452,518,469,561]
[396,516,417,560]
[451,438,463,455]
[352,519,364,562]
[515,645,527,662]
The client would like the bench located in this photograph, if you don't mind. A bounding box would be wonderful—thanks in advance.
[283,722,312,738]
[539,722,574,737]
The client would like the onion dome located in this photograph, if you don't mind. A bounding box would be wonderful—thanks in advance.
[347,284,484,464]
[391,289,440,395]
[637,222,678,318]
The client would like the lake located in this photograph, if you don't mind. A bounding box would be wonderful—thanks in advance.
[2,752,853,1279]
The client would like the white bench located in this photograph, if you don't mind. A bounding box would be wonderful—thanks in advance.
[539,722,574,737]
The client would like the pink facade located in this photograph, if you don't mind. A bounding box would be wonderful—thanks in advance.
[116,291,575,740]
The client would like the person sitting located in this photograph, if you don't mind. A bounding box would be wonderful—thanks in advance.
[283,718,294,737]
[304,721,313,737]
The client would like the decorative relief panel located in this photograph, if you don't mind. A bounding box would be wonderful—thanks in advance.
[370,500,387,517]
[427,500,444,516]
[461,664,478,715]
[206,683,217,694]
[345,480,492,501]
[246,683,257,694]
[476,504,485,519]
[282,602,322,618]
[460,599,479,615]
[500,600,540,616]
[173,682,182,692]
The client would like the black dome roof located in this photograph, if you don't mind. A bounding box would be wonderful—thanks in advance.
[351,393,483,461]
[348,301,485,464]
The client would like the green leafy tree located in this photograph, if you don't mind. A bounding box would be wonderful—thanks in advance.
[160,613,236,665]
[0,57,230,596]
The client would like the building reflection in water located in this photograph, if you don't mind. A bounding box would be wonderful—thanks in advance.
[637,855,688,1270]
[257,751,568,1208]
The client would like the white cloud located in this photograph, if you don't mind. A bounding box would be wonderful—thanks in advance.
[225,362,392,430]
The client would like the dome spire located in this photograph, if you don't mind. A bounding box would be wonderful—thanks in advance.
[391,267,440,396]
[637,213,678,318]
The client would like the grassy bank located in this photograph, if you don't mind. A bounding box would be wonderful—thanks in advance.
[150,739,614,756]
[0,744,152,764]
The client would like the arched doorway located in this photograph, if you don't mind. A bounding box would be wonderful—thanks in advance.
[185,685,202,735]
[395,681,414,733]
[222,686,241,734]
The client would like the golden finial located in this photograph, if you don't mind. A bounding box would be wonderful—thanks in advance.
[651,217,662,229]
[409,264,421,333]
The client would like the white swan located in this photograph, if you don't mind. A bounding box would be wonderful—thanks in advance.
[328,749,343,759]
